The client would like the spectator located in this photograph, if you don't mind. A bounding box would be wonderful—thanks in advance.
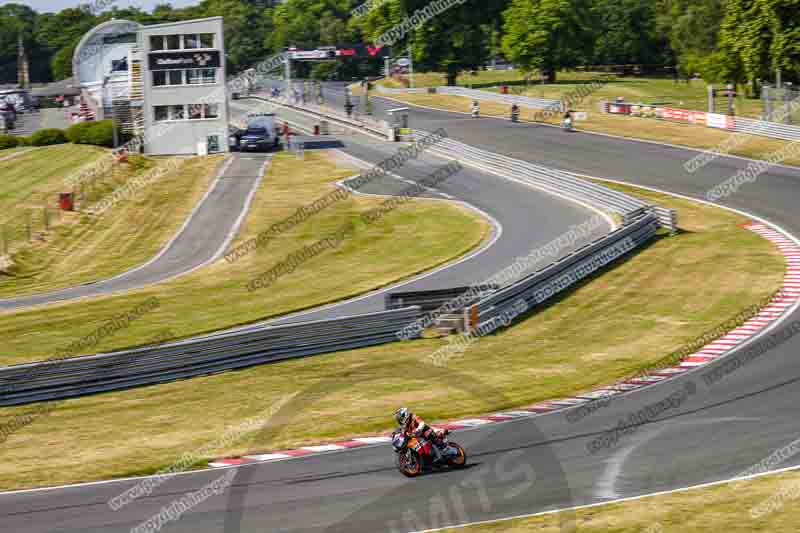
[282,121,292,149]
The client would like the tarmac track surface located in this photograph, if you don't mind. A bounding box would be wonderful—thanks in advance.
[5,90,800,532]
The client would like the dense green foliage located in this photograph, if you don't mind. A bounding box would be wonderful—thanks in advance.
[65,120,113,147]
[0,134,18,150]
[29,128,67,146]
[0,0,797,86]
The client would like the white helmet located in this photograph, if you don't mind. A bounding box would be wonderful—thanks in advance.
[395,407,411,426]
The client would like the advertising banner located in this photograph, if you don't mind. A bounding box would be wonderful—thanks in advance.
[706,113,735,130]
[689,111,707,126]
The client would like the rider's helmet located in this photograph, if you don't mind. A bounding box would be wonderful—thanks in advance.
[395,407,411,426]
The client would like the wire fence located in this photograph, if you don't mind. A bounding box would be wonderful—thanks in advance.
[0,158,139,262]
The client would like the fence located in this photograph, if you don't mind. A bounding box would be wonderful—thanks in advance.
[0,201,74,260]
[0,307,423,406]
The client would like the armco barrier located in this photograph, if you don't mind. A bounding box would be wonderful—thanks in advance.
[386,285,498,313]
[471,213,658,331]
[0,307,422,406]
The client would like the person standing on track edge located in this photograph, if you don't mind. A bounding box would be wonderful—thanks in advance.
[282,121,292,150]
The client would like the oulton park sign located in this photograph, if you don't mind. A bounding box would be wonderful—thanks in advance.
[148,51,221,70]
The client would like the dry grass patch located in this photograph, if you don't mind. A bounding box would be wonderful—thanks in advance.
[0,154,222,296]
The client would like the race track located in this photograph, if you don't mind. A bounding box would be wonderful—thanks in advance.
[4,89,800,532]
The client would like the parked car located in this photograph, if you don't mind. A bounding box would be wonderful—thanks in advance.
[239,113,279,152]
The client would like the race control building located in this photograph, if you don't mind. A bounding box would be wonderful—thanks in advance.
[73,17,229,155]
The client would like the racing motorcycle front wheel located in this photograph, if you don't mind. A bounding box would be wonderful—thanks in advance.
[397,450,423,477]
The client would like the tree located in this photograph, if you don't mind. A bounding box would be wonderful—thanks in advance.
[592,0,669,66]
[501,0,591,82]
[716,0,800,92]
[657,0,722,79]
[0,3,39,83]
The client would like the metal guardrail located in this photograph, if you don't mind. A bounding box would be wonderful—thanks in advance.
[386,285,498,313]
[733,116,800,142]
[652,206,679,234]
[475,213,658,318]
[0,307,422,406]
[466,213,658,332]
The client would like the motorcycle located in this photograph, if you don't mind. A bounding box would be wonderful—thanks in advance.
[561,117,574,131]
[471,106,480,119]
[391,428,467,477]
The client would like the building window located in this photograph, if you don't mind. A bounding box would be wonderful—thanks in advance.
[184,34,200,49]
[166,35,181,50]
[153,70,183,87]
[204,103,220,119]
[188,104,203,120]
[184,34,214,49]
[199,33,214,48]
[169,105,185,120]
[150,36,164,51]
[154,105,169,122]
[154,105,188,121]
[186,68,216,85]
[153,71,167,86]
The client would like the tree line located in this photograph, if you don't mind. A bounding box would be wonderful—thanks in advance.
[1,0,798,92]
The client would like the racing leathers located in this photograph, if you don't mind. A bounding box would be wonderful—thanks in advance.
[404,414,447,464]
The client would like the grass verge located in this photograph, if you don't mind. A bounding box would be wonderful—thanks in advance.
[0,149,489,366]
[0,177,783,489]
[446,468,800,532]
[0,154,222,297]
[378,92,800,167]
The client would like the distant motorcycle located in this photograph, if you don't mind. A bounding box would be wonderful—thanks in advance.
[391,428,467,477]
[561,116,574,131]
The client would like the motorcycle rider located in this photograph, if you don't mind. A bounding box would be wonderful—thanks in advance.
[395,407,447,464]
[562,109,574,131]
[471,100,480,118]
[511,103,520,122]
